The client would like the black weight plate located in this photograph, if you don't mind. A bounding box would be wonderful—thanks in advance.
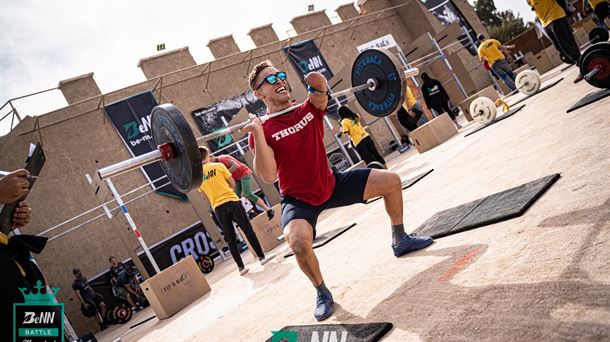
[352,48,406,118]
[579,42,610,89]
[589,27,609,44]
[114,305,133,324]
[198,255,215,274]
[151,104,203,193]
[80,299,97,318]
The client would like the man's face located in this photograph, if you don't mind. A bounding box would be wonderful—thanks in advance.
[75,271,82,279]
[254,67,290,105]
[110,257,116,265]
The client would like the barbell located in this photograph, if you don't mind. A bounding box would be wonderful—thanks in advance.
[579,41,610,89]
[589,27,609,45]
[97,48,417,193]
[469,69,541,124]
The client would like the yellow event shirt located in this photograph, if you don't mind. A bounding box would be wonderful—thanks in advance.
[528,0,566,27]
[198,162,239,209]
[403,86,417,109]
[478,39,506,65]
[341,118,369,146]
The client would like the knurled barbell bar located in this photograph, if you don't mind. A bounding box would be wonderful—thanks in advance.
[97,48,418,193]
[469,69,541,124]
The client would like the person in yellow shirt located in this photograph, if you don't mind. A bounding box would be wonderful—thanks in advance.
[477,34,517,92]
[337,106,386,168]
[528,0,582,80]
[396,86,433,133]
[198,146,275,276]
[585,0,609,29]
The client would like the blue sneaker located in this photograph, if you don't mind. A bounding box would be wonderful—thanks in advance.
[314,290,334,321]
[392,234,433,257]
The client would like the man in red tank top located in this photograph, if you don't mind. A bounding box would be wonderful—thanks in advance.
[243,61,433,322]
[211,153,275,220]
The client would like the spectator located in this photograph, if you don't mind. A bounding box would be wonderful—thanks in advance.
[420,73,461,129]
[337,106,387,168]
[72,268,108,330]
[477,33,517,92]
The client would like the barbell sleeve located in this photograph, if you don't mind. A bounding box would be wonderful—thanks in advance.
[98,149,163,180]
[583,66,602,82]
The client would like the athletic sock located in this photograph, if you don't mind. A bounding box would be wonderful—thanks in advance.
[316,281,330,295]
[392,224,407,245]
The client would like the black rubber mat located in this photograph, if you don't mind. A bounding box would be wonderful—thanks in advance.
[284,223,357,258]
[366,169,434,204]
[566,88,610,113]
[509,77,564,107]
[464,105,526,137]
[266,322,393,342]
[412,174,560,238]
[402,169,434,190]
[129,316,156,329]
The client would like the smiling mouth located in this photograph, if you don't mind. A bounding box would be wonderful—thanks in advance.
[276,86,287,94]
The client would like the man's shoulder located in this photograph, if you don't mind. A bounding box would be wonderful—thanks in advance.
[217,155,235,163]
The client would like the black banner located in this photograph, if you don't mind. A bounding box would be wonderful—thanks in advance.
[104,91,186,200]
[283,39,334,83]
[191,91,265,161]
[420,0,477,55]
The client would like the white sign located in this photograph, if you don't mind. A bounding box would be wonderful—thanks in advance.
[356,34,398,52]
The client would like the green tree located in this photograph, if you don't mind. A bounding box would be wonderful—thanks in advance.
[475,1,530,42]
[474,0,501,27]
[488,10,529,42]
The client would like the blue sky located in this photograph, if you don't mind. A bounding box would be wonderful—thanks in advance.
[0,0,535,135]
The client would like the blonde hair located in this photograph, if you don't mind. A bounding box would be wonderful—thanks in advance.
[249,60,275,90]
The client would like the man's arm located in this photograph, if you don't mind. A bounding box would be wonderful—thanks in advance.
[226,175,236,190]
[243,118,277,184]
[227,160,239,173]
[74,289,86,306]
[305,72,329,111]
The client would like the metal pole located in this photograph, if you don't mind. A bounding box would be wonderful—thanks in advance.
[105,178,161,274]
[323,115,355,166]
[427,32,468,100]
[383,116,402,145]
[220,116,245,155]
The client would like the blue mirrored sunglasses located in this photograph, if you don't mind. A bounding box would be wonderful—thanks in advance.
[256,71,287,89]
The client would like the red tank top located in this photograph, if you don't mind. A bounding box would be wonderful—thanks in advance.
[248,100,335,206]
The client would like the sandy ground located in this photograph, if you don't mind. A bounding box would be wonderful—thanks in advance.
[96,64,610,342]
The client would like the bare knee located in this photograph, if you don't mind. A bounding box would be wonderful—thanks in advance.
[287,233,312,256]
[364,169,401,198]
[385,171,401,190]
[285,222,314,256]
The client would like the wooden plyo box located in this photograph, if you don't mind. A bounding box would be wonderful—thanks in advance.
[458,86,499,121]
[410,113,458,153]
[247,203,283,253]
[140,256,211,319]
